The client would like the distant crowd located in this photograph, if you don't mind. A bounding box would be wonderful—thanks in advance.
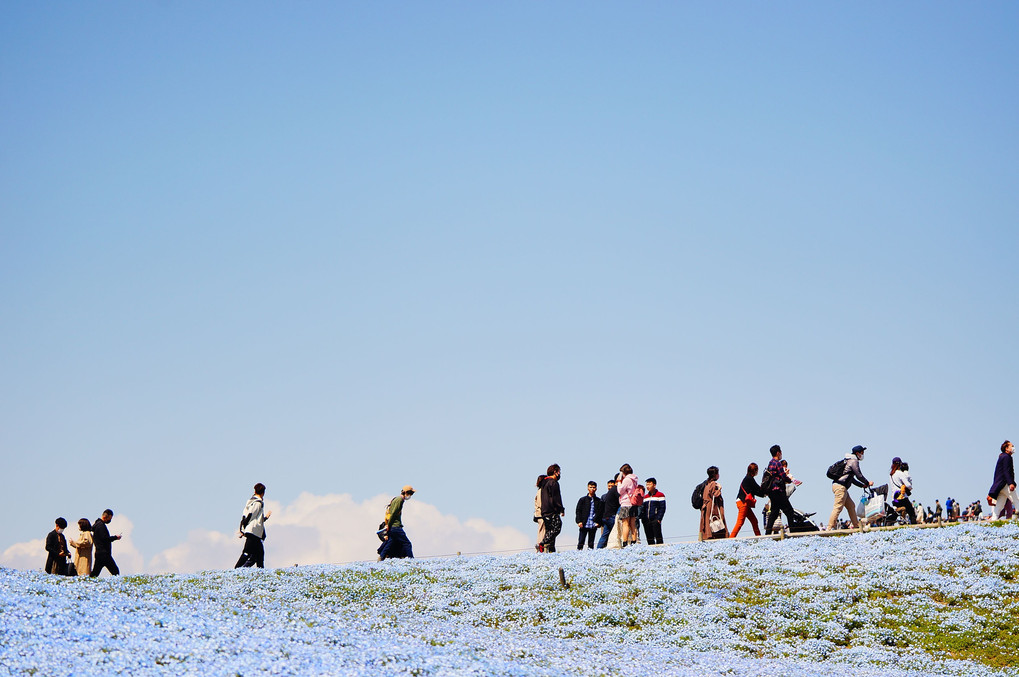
[529,440,1017,551]
[40,441,1016,573]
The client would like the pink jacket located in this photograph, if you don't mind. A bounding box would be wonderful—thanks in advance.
[616,473,639,507]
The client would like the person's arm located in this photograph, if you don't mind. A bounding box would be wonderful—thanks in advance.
[576,497,586,527]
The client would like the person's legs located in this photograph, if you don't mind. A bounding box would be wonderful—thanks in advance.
[617,509,631,545]
[745,507,761,536]
[828,484,846,530]
[542,515,562,553]
[845,492,859,528]
[597,516,615,549]
[765,491,784,534]
[650,520,663,545]
[730,499,749,538]
[586,527,597,549]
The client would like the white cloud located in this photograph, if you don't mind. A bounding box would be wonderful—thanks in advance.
[2,495,531,575]
[147,493,531,573]
[1,515,145,576]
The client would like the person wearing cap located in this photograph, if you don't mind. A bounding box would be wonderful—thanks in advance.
[827,445,873,531]
[889,458,916,524]
[378,485,416,560]
[988,440,1018,521]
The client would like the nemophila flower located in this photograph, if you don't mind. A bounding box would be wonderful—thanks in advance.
[1,524,1018,675]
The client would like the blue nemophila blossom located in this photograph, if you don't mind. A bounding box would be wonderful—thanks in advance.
[1,524,1017,676]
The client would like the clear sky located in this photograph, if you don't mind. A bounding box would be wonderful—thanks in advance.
[2,3,1017,572]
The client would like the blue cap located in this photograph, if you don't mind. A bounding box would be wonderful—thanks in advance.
[852,445,867,454]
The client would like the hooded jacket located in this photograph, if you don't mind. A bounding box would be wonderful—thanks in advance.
[240,495,268,540]
[539,476,564,517]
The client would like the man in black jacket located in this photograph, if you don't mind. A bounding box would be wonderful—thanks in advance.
[45,518,69,575]
[575,481,604,550]
[90,509,122,577]
[597,478,619,549]
[539,464,565,553]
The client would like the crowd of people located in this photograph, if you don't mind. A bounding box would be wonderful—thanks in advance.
[40,441,1015,571]
[529,440,1018,551]
[533,463,666,552]
[43,510,123,577]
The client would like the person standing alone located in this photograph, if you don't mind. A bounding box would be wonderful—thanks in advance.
[90,509,122,577]
[378,485,416,560]
[235,484,271,568]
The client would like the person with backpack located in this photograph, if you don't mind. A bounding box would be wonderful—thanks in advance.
[378,485,416,560]
[236,484,271,568]
[539,465,565,553]
[763,445,797,535]
[826,445,873,531]
[597,478,619,549]
[730,463,766,538]
[698,466,727,540]
[575,481,604,550]
[988,440,1018,520]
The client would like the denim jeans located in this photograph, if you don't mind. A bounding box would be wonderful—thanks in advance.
[596,516,616,549]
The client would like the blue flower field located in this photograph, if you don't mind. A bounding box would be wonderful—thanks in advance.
[2,523,1018,676]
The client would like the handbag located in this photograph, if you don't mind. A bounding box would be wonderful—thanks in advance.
[708,500,726,538]
[864,493,883,519]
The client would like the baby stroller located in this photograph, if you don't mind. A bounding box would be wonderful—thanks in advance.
[762,505,821,534]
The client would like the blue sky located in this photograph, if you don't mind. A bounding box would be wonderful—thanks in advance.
[2,3,1017,568]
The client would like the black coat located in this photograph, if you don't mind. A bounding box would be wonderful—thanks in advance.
[575,494,605,526]
[92,518,120,555]
[44,529,68,573]
[601,487,620,517]
[989,452,1016,497]
[539,476,564,517]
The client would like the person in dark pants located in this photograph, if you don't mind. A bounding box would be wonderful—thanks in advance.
[575,481,603,550]
[763,446,797,535]
[45,517,70,575]
[539,464,565,552]
[90,509,122,577]
[378,485,416,560]
[236,483,271,568]
[642,478,667,545]
[597,478,619,549]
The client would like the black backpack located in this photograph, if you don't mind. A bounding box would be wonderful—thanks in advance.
[691,480,708,510]
[826,458,848,482]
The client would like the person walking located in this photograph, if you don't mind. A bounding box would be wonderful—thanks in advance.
[68,518,93,576]
[90,509,122,577]
[730,463,766,538]
[988,440,1018,520]
[378,486,416,560]
[45,518,70,575]
[827,445,873,530]
[763,445,797,535]
[642,478,666,545]
[235,484,271,568]
[597,478,619,549]
[890,458,917,524]
[575,481,603,550]
[615,464,639,547]
[539,464,565,553]
[699,467,727,540]
[533,474,547,552]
